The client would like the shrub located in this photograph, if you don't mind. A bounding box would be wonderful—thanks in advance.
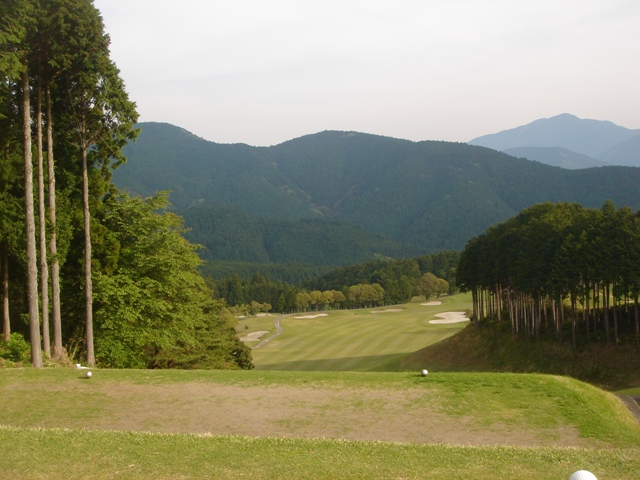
[0,333,31,363]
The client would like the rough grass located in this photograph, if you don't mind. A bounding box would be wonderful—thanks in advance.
[1,368,640,479]
[1,370,639,446]
[251,294,471,371]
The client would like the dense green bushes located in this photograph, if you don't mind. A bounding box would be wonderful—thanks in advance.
[92,193,252,369]
[0,333,30,363]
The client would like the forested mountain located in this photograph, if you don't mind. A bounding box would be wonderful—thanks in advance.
[469,113,640,168]
[113,122,640,268]
[180,204,404,266]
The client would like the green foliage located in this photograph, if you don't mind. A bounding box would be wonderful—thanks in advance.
[92,193,252,369]
[309,251,459,295]
[0,332,30,362]
[456,201,640,347]
[209,251,460,312]
[415,272,440,300]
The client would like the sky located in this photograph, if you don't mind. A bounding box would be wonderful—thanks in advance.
[94,0,640,146]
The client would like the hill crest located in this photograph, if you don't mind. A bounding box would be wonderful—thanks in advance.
[113,122,640,266]
[469,113,640,167]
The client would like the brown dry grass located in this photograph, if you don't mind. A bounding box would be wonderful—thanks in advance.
[7,379,591,448]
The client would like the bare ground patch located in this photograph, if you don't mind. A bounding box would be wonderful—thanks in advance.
[71,381,591,447]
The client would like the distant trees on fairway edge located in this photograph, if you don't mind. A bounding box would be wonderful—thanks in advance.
[210,251,458,314]
[457,201,640,350]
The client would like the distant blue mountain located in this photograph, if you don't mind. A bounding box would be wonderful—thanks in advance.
[597,134,640,167]
[502,147,610,170]
[469,113,640,168]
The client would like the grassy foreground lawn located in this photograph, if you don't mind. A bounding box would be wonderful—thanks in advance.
[251,294,471,371]
[2,426,639,480]
[1,368,639,479]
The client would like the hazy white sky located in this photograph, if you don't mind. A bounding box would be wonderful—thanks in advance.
[94,0,640,146]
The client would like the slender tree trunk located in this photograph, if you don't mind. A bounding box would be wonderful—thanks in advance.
[634,295,639,349]
[571,294,577,351]
[22,69,43,368]
[593,283,599,339]
[81,144,95,367]
[557,297,564,344]
[515,293,521,336]
[612,284,620,346]
[46,84,63,360]
[585,292,590,343]
[536,298,542,342]
[551,298,556,339]
[604,283,611,344]
[508,289,515,335]
[36,81,51,358]
[1,240,9,342]
[471,289,478,326]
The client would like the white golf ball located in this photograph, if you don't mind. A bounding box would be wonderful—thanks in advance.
[421,369,428,376]
[86,371,92,378]
[569,470,597,480]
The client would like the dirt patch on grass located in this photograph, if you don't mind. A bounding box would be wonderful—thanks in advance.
[421,301,442,306]
[294,314,328,319]
[240,331,270,342]
[73,381,590,447]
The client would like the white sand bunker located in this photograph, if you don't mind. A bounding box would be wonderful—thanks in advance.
[240,331,270,342]
[421,301,442,306]
[294,313,328,319]
[429,312,470,324]
[371,309,403,313]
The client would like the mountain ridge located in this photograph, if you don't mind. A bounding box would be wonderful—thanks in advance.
[468,113,640,168]
[112,122,640,267]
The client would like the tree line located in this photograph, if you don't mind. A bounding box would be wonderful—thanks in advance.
[0,0,251,369]
[211,251,458,313]
[456,201,640,349]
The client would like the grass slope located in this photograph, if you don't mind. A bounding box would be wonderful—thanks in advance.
[1,369,639,479]
[402,320,640,390]
[249,295,471,371]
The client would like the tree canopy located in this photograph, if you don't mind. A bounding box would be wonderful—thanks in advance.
[456,201,640,349]
[0,0,252,370]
